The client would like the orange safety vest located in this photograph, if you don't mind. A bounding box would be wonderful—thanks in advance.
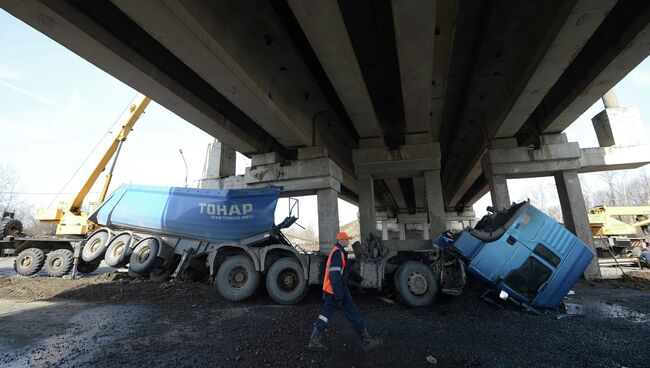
[322,245,347,294]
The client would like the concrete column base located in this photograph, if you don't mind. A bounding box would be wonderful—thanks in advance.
[358,175,377,244]
[316,188,339,255]
[488,174,510,210]
[424,170,446,238]
[555,170,601,279]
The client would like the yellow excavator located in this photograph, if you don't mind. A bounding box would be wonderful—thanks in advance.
[2,94,151,276]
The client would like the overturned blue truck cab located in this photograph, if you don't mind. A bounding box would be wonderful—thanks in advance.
[83,184,589,309]
[439,201,594,309]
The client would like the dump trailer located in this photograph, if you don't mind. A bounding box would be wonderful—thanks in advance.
[81,184,466,306]
[438,201,594,309]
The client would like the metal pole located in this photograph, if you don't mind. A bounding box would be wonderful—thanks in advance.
[179,149,188,187]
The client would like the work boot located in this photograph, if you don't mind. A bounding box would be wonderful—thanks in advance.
[359,327,382,352]
[308,326,329,352]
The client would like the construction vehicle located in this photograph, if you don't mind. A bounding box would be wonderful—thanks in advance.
[588,205,650,258]
[0,94,151,276]
[79,183,589,309]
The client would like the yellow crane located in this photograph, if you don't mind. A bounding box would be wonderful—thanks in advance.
[588,205,650,237]
[35,94,151,235]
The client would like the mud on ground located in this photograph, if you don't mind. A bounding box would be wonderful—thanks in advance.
[0,259,649,368]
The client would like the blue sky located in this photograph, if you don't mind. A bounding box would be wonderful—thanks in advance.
[1,9,649,228]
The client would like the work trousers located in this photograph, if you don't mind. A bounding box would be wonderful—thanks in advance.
[314,288,364,332]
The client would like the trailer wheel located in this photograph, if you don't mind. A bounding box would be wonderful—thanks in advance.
[82,229,110,262]
[104,232,133,268]
[129,237,162,275]
[14,248,45,276]
[394,261,438,307]
[265,257,308,305]
[150,257,180,282]
[77,261,100,274]
[215,255,260,301]
[44,249,74,277]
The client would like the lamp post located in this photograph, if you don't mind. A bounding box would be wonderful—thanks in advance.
[178,149,188,187]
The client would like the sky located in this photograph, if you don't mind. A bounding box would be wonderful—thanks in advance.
[1,9,649,233]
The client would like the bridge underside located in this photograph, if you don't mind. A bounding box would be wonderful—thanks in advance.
[4,0,650,267]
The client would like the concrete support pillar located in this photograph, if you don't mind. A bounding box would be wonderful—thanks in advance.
[399,223,406,240]
[423,223,430,240]
[488,174,511,210]
[424,170,446,238]
[317,188,339,254]
[381,221,389,240]
[358,175,376,243]
[201,139,235,182]
[554,170,601,279]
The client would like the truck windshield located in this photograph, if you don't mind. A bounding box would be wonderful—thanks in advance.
[503,257,552,300]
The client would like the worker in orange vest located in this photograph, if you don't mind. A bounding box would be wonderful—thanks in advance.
[308,231,382,352]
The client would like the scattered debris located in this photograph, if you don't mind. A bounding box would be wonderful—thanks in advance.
[426,355,437,364]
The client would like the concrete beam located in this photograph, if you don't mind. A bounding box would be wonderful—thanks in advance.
[578,145,650,173]
[392,0,436,133]
[536,2,650,135]
[2,0,270,153]
[353,142,441,178]
[429,0,456,139]
[112,0,314,147]
[554,170,601,279]
[199,140,235,183]
[287,0,382,138]
[494,0,616,138]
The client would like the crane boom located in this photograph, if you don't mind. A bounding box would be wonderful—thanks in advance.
[69,94,150,213]
[35,94,151,235]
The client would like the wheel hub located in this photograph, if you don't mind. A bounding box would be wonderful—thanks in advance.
[407,272,428,296]
[20,256,33,268]
[278,270,298,292]
[113,242,125,257]
[52,257,63,269]
[90,239,102,252]
[137,246,151,263]
[229,266,248,288]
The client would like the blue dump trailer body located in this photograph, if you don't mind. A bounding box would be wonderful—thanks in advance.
[449,202,593,309]
[90,185,281,243]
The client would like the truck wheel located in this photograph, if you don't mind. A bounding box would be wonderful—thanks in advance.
[265,257,308,305]
[150,256,180,282]
[44,249,74,277]
[82,229,110,262]
[14,248,45,276]
[129,237,162,275]
[394,261,438,307]
[1,219,24,237]
[215,255,260,301]
[77,261,100,274]
[104,232,133,268]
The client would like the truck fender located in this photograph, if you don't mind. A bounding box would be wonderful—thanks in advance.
[207,244,261,277]
[259,244,309,279]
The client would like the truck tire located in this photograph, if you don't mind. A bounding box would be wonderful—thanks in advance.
[77,260,100,274]
[104,232,133,268]
[1,219,24,237]
[150,256,180,282]
[44,249,74,277]
[394,261,438,307]
[129,237,162,275]
[265,257,308,305]
[215,255,260,301]
[82,229,111,262]
[14,248,45,276]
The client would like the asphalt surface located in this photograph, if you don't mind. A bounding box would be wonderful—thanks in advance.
[0,256,649,368]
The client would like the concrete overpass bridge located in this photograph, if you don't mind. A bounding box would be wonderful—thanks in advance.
[4,0,650,277]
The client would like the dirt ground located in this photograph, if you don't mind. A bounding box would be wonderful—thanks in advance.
[0,257,649,368]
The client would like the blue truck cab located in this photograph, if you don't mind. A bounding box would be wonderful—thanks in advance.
[449,201,593,309]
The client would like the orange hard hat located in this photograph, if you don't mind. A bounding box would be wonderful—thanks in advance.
[336,231,352,240]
